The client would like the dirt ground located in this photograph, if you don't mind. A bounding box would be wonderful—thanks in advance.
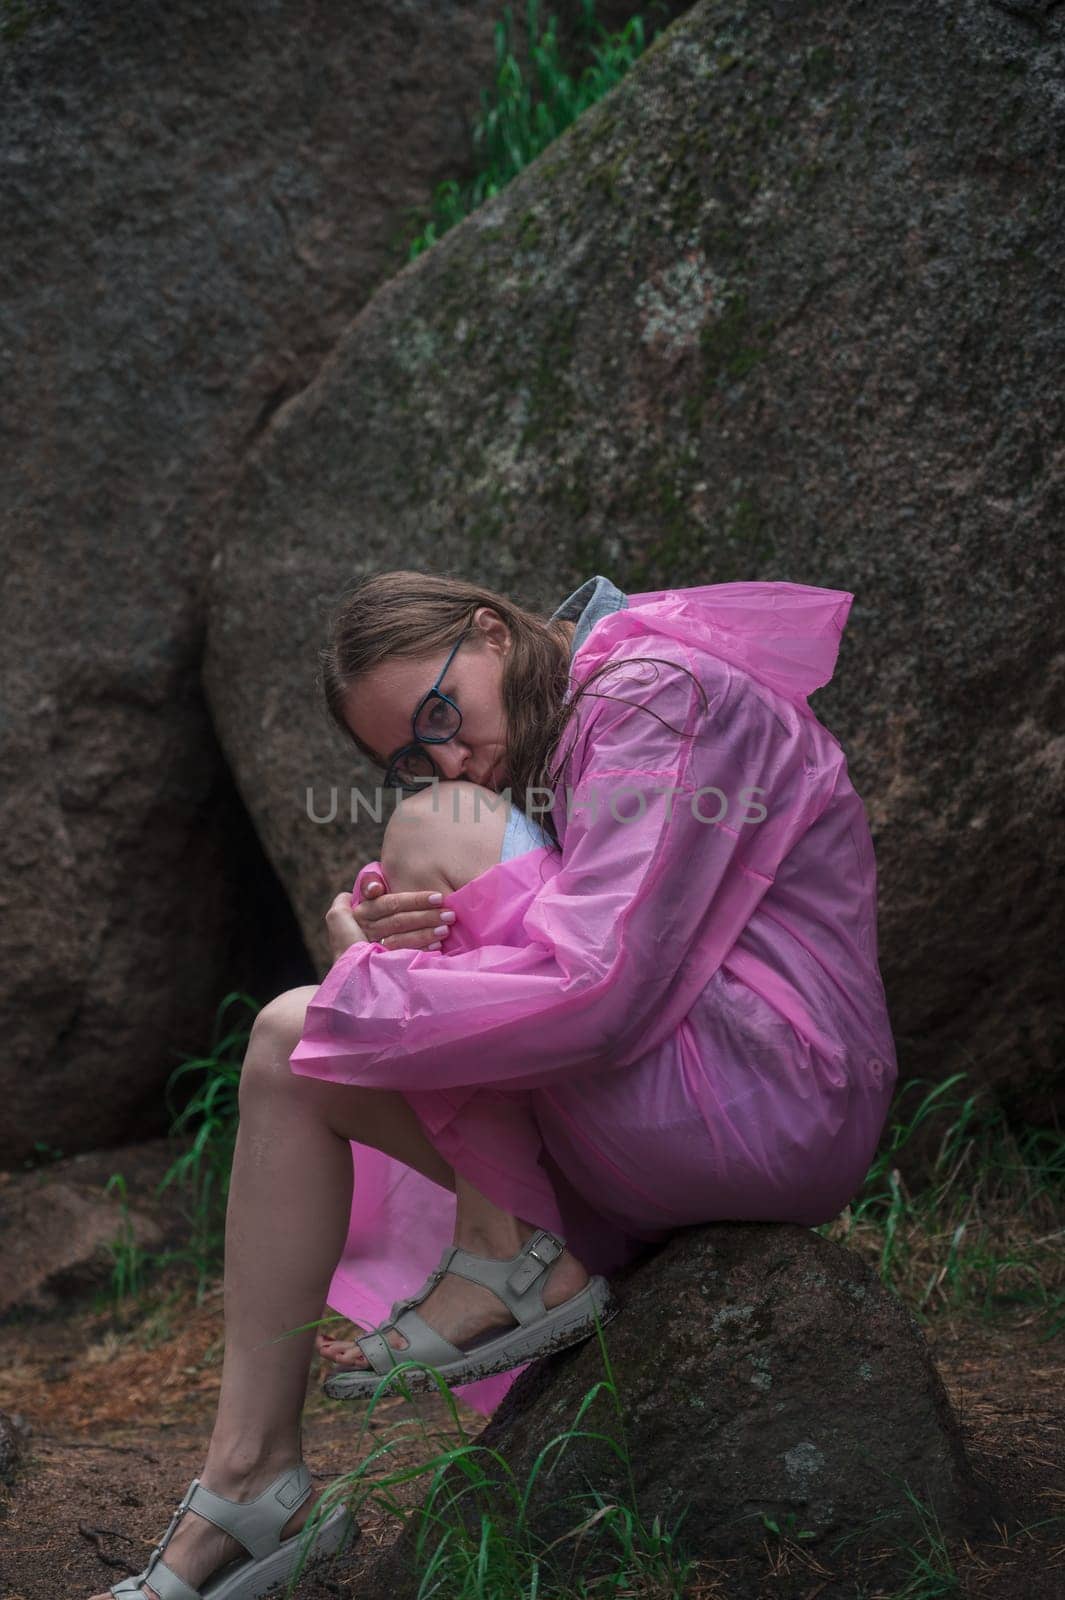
[0,1283,1062,1600]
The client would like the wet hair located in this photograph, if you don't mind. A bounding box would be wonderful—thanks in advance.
[316,569,707,853]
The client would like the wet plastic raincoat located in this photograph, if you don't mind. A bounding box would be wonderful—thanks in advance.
[290,581,898,1416]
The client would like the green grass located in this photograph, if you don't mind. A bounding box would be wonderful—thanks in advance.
[155,990,261,1298]
[276,1288,1061,1600]
[815,1070,1065,1342]
[401,0,673,261]
[101,1172,149,1304]
[101,990,261,1308]
[101,1035,1065,1593]
[283,1304,702,1599]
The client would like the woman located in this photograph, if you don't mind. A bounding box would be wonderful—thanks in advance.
[95,570,898,1600]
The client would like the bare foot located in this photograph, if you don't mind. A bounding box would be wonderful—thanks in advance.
[317,1226,589,1373]
[86,1474,324,1600]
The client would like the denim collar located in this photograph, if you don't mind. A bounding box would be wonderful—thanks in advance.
[549,575,628,654]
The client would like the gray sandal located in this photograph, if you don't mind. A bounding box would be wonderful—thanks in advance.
[109,1462,357,1600]
[323,1227,618,1400]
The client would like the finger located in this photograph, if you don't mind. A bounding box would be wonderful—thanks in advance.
[355,889,447,920]
[326,892,357,921]
[354,896,453,932]
[378,927,447,951]
[325,897,366,962]
[370,913,453,946]
[357,912,453,943]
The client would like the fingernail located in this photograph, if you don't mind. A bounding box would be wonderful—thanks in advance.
[439,911,456,923]
[428,893,443,904]
[432,924,450,938]
[427,940,442,950]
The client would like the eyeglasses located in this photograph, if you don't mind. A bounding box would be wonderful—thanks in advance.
[382,628,469,789]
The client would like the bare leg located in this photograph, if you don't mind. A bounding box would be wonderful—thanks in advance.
[87,986,457,1600]
[86,780,586,1599]
[87,983,585,1600]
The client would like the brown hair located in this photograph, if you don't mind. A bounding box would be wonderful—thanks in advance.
[317,569,707,852]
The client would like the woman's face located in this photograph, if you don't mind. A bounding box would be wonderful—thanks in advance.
[341,606,514,790]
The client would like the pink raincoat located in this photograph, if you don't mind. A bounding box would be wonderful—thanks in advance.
[290,581,898,1416]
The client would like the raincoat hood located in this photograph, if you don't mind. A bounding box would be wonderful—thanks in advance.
[573,581,854,714]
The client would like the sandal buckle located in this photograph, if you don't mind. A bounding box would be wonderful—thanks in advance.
[527,1231,563,1267]
[505,1231,564,1297]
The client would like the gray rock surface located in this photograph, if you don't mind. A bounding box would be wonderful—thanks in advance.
[204,0,1065,1125]
[0,0,680,1161]
[0,1141,188,1317]
[366,1223,996,1598]
[0,1411,28,1489]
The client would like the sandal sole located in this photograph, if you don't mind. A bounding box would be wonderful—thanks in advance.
[323,1275,619,1399]
[200,1505,358,1599]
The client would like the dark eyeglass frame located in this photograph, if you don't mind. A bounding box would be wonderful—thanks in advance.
[382,626,470,789]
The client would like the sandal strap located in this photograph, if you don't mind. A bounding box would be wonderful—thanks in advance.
[110,1465,313,1598]
[351,1328,401,1377]
[111,1558,203,1600]
[442,1229,565,1322]
[423,1230,565,1313]
[111,1478,205,1600]
[343,1229,569,1380]
[187,1463,312,1560]
[503,1230,565,1299]
[355,1306,466,1376]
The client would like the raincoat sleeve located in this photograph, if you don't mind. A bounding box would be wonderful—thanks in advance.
[289,645,832,1094]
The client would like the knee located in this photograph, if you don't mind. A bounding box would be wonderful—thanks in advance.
[240,985,319,1111]
[381,779,510,892]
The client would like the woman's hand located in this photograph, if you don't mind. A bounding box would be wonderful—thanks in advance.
[352,876,456,952]
[325,892,370,963]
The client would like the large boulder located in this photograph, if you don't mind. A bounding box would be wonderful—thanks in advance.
[0,1141,189,1317]
[366,1224,996,1597]
[204,0,1065,1127]
[0,0,680,1162]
